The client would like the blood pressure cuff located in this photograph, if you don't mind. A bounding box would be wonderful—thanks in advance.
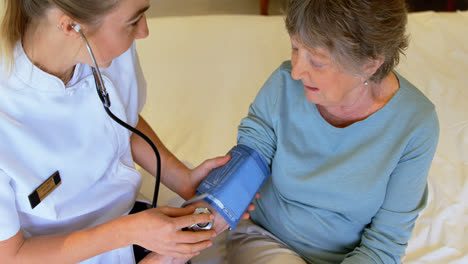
[196,144,271,229]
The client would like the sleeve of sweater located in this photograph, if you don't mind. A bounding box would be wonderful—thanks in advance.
[236,64,286,165]
[342,110,439,264]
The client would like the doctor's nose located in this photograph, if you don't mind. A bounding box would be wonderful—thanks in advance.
[135,15,149,39]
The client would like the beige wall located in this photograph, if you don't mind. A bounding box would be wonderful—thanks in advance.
[0,1,4,18]
[0,1,283,20]
[147,0,283,17]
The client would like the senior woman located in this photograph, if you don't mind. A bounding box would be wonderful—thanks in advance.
[0,0,234,263]
[224,0,439,264]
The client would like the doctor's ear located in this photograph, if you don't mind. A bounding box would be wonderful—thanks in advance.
[56,15,82,38]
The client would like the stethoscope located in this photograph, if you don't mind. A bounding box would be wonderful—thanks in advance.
[71,24,161,209]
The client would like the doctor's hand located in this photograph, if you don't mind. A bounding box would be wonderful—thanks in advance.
[184,193,260,235]
[187,155,231,197]
[128,206,216,259]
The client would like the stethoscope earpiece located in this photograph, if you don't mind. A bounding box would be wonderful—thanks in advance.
[71,23,81,33]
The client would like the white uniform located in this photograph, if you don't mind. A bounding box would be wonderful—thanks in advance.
[0,42,146,263]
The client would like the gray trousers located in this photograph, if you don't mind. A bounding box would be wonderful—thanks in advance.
[226,219,307,264]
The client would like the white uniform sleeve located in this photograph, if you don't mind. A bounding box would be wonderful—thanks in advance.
[0,169,20,241]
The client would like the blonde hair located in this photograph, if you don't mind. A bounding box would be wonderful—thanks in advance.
[0,0,119,71]
[285,0,409,83]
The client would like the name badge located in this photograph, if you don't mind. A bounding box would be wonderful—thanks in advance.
[28,171,62,209]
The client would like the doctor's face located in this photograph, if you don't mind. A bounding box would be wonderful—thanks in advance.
[83,0,150,68]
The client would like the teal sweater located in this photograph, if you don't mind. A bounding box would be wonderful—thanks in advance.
[238,61,439,264]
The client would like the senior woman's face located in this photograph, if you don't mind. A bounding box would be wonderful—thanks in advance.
[290,37,365,107]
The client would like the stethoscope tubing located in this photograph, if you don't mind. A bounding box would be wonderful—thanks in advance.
[75,24,162,208]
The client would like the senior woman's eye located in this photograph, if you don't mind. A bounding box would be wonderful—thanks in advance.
[310,60,326,68]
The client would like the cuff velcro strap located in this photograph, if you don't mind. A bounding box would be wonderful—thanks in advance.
[195,144,271,229]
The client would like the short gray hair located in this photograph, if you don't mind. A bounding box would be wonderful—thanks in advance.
[285,0,409,83]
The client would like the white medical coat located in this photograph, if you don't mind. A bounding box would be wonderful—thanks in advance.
[0,41,147,263]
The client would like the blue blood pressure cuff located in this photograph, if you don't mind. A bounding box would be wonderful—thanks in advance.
[195,144,271,229]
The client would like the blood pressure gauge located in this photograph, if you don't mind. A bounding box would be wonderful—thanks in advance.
[185,207,214,231]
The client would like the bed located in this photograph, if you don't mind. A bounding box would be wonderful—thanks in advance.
[135,11,468,263]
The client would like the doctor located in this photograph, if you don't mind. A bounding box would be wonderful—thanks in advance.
[0,0,228,263]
